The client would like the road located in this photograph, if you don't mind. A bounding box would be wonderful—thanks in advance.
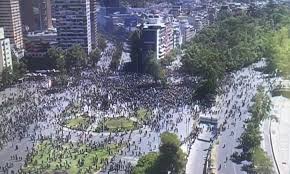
[186,123,214,174]
[186,60,276,174]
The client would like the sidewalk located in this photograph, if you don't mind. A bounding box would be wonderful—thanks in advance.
[271,96,290,174]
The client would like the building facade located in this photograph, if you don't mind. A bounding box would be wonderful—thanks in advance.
[140,15,177,60]
[55,0,92,54]
[164,19,174,55]
[40,0,53,30]
[0,0,24,53]
[142,16,166,60]
[20,0,53,32]
[0,28,13,73]
[90,0,98,49]
[102,0,120,8]
[20,0,34,31]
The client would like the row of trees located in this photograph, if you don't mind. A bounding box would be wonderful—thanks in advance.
[47,35,109,74]
[132,132,186,174]
[182,13,267,97]
[182,3,290,98]
[236,87,274,174]
[47,45,102,73]
[267,26,290,78]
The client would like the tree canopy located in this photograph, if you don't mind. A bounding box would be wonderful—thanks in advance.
[236,88,273,173]
[132,132,186,174]
[132,152,158,174]
[48,45,90,73]
[182,4,290,98]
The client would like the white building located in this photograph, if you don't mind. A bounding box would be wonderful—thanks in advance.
[141,15,174,60]
[172,22,183,48]
[0,28,13,73]
[142,15,166,60]
[55,0,92,54]
[180,19,196,42]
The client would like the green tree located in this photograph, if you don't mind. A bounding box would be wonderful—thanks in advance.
[157,132,186,174]
[97,35,107,52]
[250,147,274,174]
[110,43,123,71]
[132,152,158,174]
[0,67,14,87]
[268,26,290,77]
[47,47,66,72]
[65,45,87,70]
[12,57,27,79]
[236,88,273,171]
[89,48,101,66]
[250,87,272,122]
[239,122,262,153]
[145,52,165,83]
[182,13,274,97]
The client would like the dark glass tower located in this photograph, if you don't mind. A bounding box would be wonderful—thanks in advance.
[102,0,120,7]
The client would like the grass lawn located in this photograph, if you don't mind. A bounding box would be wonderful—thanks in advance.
[106,117,135,130]
[22,140,121,174]
[95,117,137,132]
[135,108,151,122]
[64,116,91,130]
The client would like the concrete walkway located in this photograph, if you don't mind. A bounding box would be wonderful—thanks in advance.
[271,96,290,174]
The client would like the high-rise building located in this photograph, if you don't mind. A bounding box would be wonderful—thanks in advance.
[0,0,24,52]
[20,0,53,32]
[141,15,166,60]
[140,15,175,61]
[20,0,35,31]
[55,0,92,54]
[90,0,98,49]
[40,0,53,30]
[0,28,13,73]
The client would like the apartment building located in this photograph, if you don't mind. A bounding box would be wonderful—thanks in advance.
[0,0,24,55]
[142,15,166,60]
[54,0,92,54]
[0,28,13,73]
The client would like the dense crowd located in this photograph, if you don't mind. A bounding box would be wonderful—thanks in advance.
[0,65,200,173]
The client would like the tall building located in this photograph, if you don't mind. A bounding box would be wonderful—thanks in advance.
[55,0,92,54]
[0,0,24,52]
[140,15,175,61]
[40,0,53,30]
[90,0,98,49]
[20,0,53,32]
[141,15,166,60]
[0,28,13,73]
[164,18,174,55]
[20,0,35,31]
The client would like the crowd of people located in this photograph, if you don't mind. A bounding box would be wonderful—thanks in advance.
[0,48,273,174]
[0,60,202,174]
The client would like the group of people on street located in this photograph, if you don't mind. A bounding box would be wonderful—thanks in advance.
[0,64,202,174]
